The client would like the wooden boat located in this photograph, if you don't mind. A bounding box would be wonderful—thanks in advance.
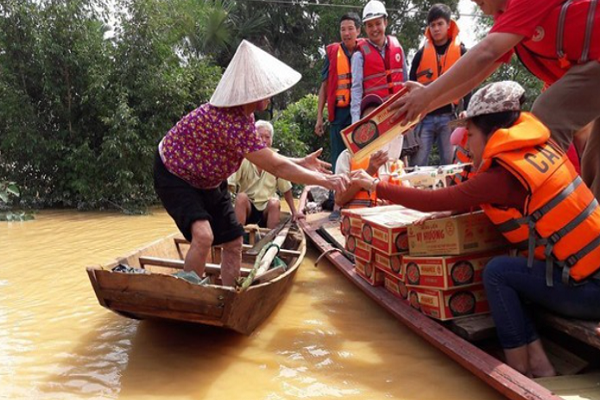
[86,223,306,335]
[298,186,600,400]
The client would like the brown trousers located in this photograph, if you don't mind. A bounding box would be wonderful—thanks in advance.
[532,60,600,200]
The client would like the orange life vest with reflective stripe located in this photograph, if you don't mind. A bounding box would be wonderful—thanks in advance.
[479,112,600,284]
[326,40,364,121]
[345,157,377,208]
[359,36,405,101]
[450,131,475,185]
[416,20,462,85]
[514,0,600,85]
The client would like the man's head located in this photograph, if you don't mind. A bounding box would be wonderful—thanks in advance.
[255,120,274,147]
[360,94,384,118]
[471,0,507,16]
[427,4,452,46]
[340,13,361,49]
[362,0,388,47]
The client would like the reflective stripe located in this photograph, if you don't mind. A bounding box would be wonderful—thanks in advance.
[387,68,404,74]
[336,83,352,90]
[365,84,391,93]
[364,72,388,81]
[556,0,573,62]
[338,73,352,79]
[581,0,598,62]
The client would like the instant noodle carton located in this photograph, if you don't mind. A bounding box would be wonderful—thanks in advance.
[341,87,419,161]
[372,248,404,280]
[407,284,489,321]
[340,205,406,238]
[361,208,431,255]
[383,272,408,301]
[354,258,385,286]
[345,235,372,262]
[407,211,508,256]
[403,250,508,289]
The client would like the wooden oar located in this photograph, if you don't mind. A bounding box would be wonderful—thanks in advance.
[238,220,292,291]
[246,215,291,256]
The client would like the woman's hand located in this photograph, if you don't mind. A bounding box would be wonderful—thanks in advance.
[390,81,430,125]
[300,148,332,174]
[350,169,378,191]
[413,210,453,225]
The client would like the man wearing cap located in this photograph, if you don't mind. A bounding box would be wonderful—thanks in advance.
[229,120,304,229]
[154,40,349,287]
[391,0,600,200]
[409,4,470,167]
[315,12,363,169]
[350,0,408,125]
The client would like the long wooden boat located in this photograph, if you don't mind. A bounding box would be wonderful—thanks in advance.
[298,186,600,400]
[87,224,306,335]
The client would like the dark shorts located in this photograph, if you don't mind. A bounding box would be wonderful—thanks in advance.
[247,202,267,228]
[153,152,244,244]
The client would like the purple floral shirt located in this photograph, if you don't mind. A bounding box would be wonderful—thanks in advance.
[159,103,266,188]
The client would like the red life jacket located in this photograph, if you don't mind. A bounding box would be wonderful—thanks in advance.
[326,40,364,122]
[514,0,600,85]
[479,112,600,284]
[359,36,405,100]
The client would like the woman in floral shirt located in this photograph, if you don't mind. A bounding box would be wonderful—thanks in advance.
[154,40,348,286]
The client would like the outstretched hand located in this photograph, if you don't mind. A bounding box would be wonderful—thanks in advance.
[324,173,350,193]
[302,148,332,174]
[390,81,429,125]
[350,169,376,190]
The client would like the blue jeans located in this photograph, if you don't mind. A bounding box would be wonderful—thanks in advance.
[330,107,352,168]
[410,113,454,166]
[483,256,600,349]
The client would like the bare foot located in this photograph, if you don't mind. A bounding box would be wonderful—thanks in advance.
[528,340,557,378]
[596,323,600,338]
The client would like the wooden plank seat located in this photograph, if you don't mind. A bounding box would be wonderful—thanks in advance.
[174,238,302,258]
[138,256,252,277]
[535,311,600,351]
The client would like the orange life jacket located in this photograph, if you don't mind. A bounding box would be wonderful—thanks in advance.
[416,20,462,85]
[326,40,363,122]
[345,157,378,208]
[359,36,405,101]
[513,0,600,85]
[479,112,600,284]
[450,132,475,185]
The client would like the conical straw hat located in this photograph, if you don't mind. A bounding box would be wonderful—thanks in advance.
[209,40,302,107]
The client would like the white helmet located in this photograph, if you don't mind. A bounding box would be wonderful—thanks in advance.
[362,0,388,23]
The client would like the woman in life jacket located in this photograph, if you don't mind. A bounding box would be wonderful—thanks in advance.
[349,81,600,377]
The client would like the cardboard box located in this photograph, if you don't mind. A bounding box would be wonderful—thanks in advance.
[362,209,430,255]
[407,211,508,256]
[403,250,508,289]
[340,205,405,237]
[341,87,418,161]
[345,235,372,262]
[354,258,384,286]
[407,285,489,321]
[383,272,408,300]
[372,249,404,280]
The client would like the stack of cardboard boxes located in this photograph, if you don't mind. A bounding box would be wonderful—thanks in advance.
[342,207,511,321]
[404,211,509,320]
[341,206,430,291]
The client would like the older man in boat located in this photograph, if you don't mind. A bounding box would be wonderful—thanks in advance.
[351,81,600,378]
[154,40,349,287]
[229,120,304,228]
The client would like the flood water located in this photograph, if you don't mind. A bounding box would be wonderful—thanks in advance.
[0,209,504,400]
